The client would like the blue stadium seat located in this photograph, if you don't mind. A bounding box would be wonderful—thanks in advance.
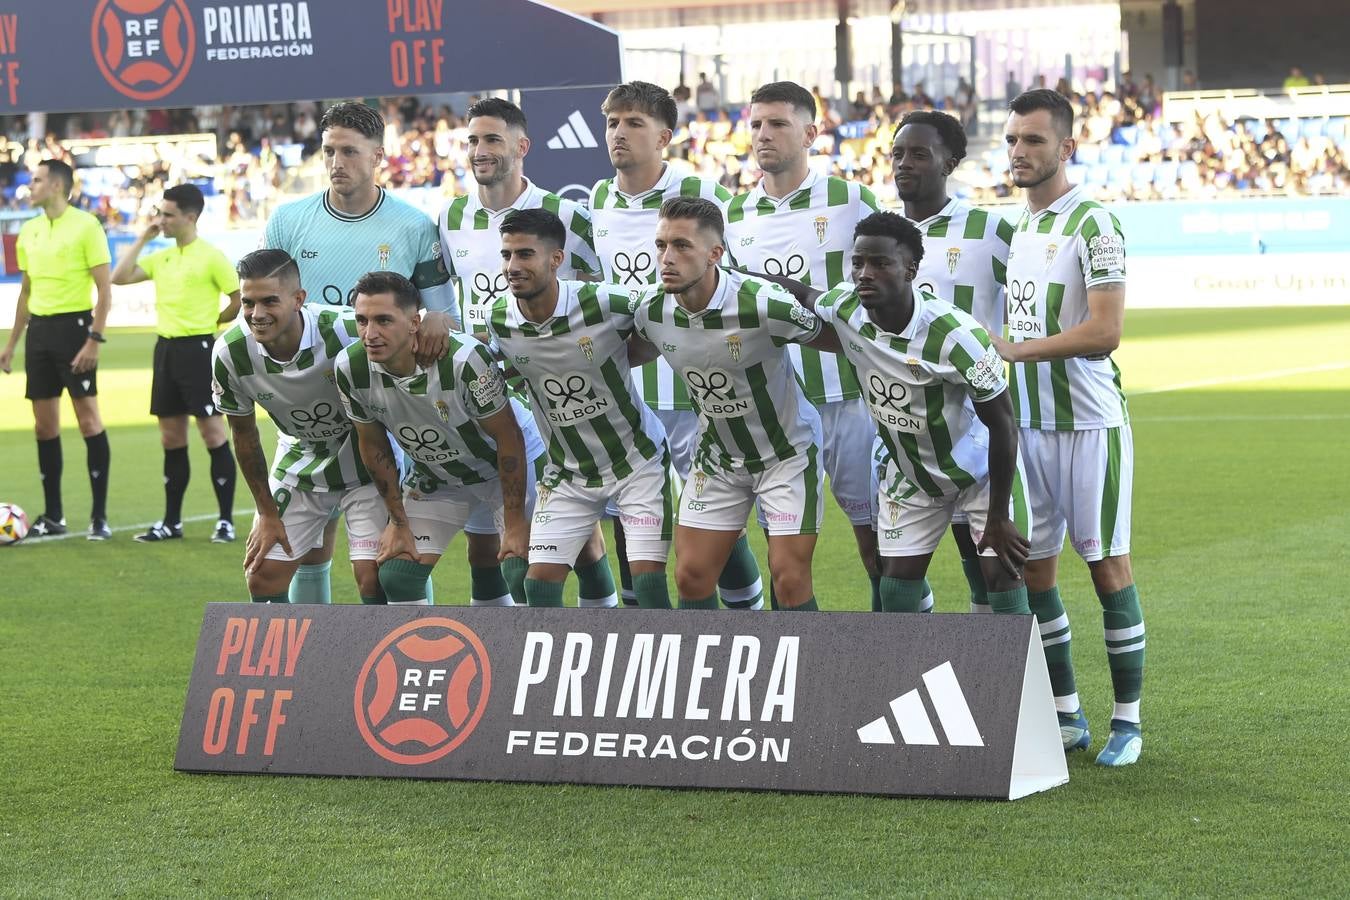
[1115,125,1139,146]
[1153,160,1180,185]
[1101,144,1129,166]
[1075,144,1102,165]
[1107,163,1132,185]
[1132,163,1155,187]
[1087,164,1110,185]
[1066,163,1089,184]
[1327,117,1347,144]
[1300,118,1326,139]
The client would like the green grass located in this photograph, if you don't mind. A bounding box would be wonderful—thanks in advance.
[2,307,1348,896]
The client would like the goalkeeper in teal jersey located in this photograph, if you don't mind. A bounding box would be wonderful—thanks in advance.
[262,101,457,605]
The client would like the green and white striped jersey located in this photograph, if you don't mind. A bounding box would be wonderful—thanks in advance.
[439,178,599,336]
[264,188,456,314]
[631,269,821,475]
[912,197,1014,333]
[590,164,733,411]
[725,171,879,405]
[333,336,510,494]
[816,286,1007,499]
[487,279,666,488]
[211,307,369,492]
[1005,184,1128,431]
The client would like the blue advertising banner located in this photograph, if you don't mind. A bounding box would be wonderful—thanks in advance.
[0,0,621,114]
[520,86,615,201]
[1111,197,1350,257]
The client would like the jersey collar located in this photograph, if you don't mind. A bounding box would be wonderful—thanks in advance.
[370,356,428,387]
[612,163,677,204]
[912,196,965,230]
[1028,183,1085,221]
[470,177,545,217]
[748,168,821,207]
[863,288,925,341]
[676,266,734,317]
[511,278,574,327]
[258,306,320,364]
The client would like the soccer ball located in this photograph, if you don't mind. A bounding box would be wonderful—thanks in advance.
[0,503,30,545]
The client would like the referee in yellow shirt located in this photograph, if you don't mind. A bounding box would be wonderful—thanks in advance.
[0,159,114,539]
[111,184,242,543]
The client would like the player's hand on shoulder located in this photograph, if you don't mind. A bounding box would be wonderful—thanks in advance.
[414,311,453,367]
[991,334,1019,363]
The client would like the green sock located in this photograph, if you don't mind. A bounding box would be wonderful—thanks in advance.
[617,552,637,606]
[781,595,819,611]
[380,558,434,605]
[879,577,926,612]
[500,556,528,605]
[470,565,512,607]
[288,562,331,605]
[1029,587,1078,703]
[987,585,1032,615]
[251,592,289,604]
[1100,583,1145,716]
[679,593,718,610]
[870,574,882,612]
[718,535,764,609]
[632,571,672,609]
[576,555,619,608]
[524,578,564,608]
[918,578,935,612]
[962,558,991,612]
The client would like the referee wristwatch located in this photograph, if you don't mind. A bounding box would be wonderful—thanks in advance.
[88,330,107,343]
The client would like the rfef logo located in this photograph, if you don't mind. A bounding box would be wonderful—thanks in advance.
[354,618,491,765]
[91,0,195,101]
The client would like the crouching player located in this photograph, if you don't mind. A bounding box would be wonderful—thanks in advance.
[212,249,382,603]
[335,271,529,605]
[810,213,1032,613]
[631,198,834,610]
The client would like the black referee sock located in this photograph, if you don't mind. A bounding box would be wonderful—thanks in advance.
[163,446,189,526]
[37,437,63,521]
[207,442,236,523]
[85,431,110,521]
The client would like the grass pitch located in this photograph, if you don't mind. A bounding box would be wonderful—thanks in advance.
[1,307,1347,896]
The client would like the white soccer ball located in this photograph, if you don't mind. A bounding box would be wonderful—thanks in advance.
[0,502,30,545]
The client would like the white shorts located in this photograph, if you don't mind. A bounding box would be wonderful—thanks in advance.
[874,451,1031,558]
[465,398,544,535]
[531,452,677,566]
[605,408,694,519]
[760,397,873,527]
[264,480,384,562]
[406,479,508,557]
[1022,425,1133,562]
[682,443,824,536]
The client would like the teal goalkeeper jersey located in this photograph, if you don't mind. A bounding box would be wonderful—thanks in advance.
[264,188,456,314]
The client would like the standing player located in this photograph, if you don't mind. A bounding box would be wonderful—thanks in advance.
[335,272,529,605]
[439,97,616,608]
[632,198,831,610]
[996,89,1145,766]
[892,110,1015,612]
[809,213,1031,617]
[489,209,675,609]
[263,100,456,604]
[111,183,241,544]
[212,250,383,604]
[724,81,880,609]
[0,159,113,539]
[590,80,763,611]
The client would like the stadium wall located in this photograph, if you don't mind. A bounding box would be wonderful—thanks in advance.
[1193,0,1350,89]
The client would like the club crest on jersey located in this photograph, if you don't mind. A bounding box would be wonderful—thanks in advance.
[1045,243,1059,267]
[726,334,742,362]
[693,470,708,497]
[946,247,961,275]
[378,244,392,269]
[578,336,595,361]
[906,357,924,379]
[813,215,829,244]
[435,401,451,424]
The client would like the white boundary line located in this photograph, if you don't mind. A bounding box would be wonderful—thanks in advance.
[15,512,226,545]
[1130,361,1350,396]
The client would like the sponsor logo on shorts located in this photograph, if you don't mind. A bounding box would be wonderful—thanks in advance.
[620,514,660,527]
[530,544,559,552]
[533,513,552,524]
[883,527,903,539]
[350,538,378,551]
[1073,537,1101,553]
[764,511,798,525]
[685,501,709,511]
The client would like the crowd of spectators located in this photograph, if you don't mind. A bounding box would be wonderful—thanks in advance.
[0,72,1346,232]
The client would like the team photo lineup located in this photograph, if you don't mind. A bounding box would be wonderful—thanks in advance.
[3,80,1145,768]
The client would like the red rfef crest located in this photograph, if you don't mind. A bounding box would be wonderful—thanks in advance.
[353,617,492,765]
[91,0,195,102]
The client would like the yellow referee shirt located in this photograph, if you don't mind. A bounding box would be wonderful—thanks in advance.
[139,238,240,337]
[15,207,111,315]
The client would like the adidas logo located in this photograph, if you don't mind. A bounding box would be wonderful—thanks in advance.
[546,110,599,150]
[856,660,985,747]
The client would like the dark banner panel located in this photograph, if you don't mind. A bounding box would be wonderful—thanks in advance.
[175,605,1068,800]
[520,86,614,203]
[0,1,621,114]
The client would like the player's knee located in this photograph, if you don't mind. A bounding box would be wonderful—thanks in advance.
[247,566,290,599]
[1023,556,1059,592]
[354,562,381,599]
[770,566,812,603]
[1089,553,1133,594]
[465,532,500,567]
[526,562,570,583]
[629,558,665,578]
[675,558,717,600]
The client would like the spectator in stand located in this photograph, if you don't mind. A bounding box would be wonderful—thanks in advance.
[696,73,720,115]
[1005,71,1022,105]
[1283,67,1310,89]
[911,81,934,108]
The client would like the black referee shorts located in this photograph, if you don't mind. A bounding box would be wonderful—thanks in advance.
[151,334,218,418]
[25,311,98,401]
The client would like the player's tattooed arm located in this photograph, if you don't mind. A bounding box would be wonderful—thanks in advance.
[229,412,294,571]
[354,421,418,564]
[478,407,529,561]
[973,391,1030,577]
[993,282,1125,363]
